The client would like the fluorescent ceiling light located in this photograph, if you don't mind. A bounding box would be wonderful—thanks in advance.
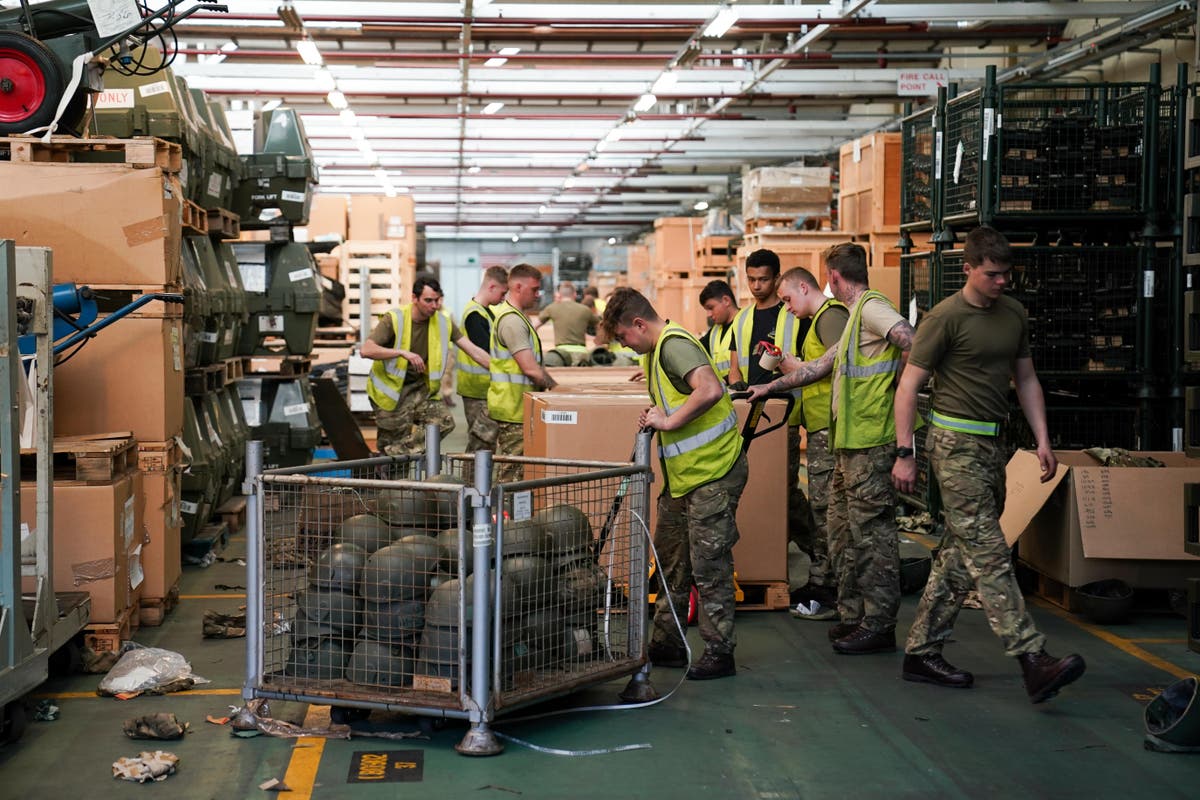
[348,127,365,141]
[314,68,336,92]
[511,234,520,243]
[220,42,238,53]
[694,200,710,211]
[356,140,375,156]
[326,90,348,110]
[538,205,547,214]
[607,237,617,244]
[651,72,678,95]
[595,139,609,152]
[395,186,410,193]
[633,93,657,112]
[484,47,520,67]
[482,102,504,115]
[339,109,357,127]
[703,8,738,39]
[564,177,576,188]
[374,168,389,181]
[603,128,622,142]
[467,165,481,173]
[295,39,323,66]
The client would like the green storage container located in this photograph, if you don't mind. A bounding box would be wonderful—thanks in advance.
[213,241,249,360]
[180,238,212,370]
[231,241,320,356]
[233,107,318,228]
[181,399,220,543]
[200,391,238,508]
[189,87,240,210]
[239,376,321,470]
[186,236,236,364]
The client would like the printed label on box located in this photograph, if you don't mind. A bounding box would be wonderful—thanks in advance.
[207,174,223,198]
[242,402,262,427]
[224,329,234,345]
[288,267,314,282]
[89,0,141,37]
[852,139,862,163]
[281,190,306,203]
[199,331,219,343]
[137,80,171,98]
[94,88,135,108]
[284,402,309,417]
[259,315,285,333]
[180,500,199,516]
[171,327,182,372]
[540,410,578,425]
[241,264,267,293]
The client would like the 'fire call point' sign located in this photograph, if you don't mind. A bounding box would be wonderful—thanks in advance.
[898,70,950,96]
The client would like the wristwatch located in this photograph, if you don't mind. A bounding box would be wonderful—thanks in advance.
[895,446,915,459]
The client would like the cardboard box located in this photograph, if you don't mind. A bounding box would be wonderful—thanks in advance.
[546,366,643,387]
[1001,450,1200,588]
[0,163,181,286]
[18,472,141,623]
[524,392,789,582]
[868,265,901,308]
[139,456,183,601]
[743,166,833,219]
[54,315,184,443]
[301,194,349,242]
[348,194,416,241]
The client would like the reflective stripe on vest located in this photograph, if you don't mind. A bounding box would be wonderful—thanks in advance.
[488,301,542,423]
[456,300,492,399]
[706,323,735,381]
[732,302,803,425]
[800,298,847,433]
[366,306,449,411]
[648,323,741,498]
[832,290,901,451]
[929,410,1000,436]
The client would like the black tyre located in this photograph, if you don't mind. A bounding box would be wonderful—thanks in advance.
[330,706,371,724]
[1,700,28,746]
[0,31,85,135]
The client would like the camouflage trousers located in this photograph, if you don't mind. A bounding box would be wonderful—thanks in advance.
[804,429,836,588]
[651,453,749,656]
[906,428,1046,657]
[827,444,901,633]
[461,396,497,453]
[786,426,826,586]
[494,420,525,483]
[374,382,455,457]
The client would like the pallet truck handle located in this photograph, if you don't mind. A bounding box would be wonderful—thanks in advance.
[729,390,796,454]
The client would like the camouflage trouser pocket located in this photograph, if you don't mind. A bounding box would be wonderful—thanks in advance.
[687,485,738,559]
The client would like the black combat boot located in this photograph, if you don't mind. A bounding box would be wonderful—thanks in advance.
[827,620,860,642]
[831,626,896,655]
[646,642,688,668]
[1017,649,1086,704]
[902,653,974,688]
[685,650,736,680]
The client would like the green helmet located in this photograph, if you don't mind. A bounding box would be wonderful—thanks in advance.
[499,517,544,557]
[358,541,440,603]
[423,472,466,527]
[310,543,366,593]
[337,514,393,554]
[501,556,555,610]
[363,599,426,642]
[295,586,362,633]
[347,641,415,687]
[436,527,473,576]
[533,504,593,556]
[286,637,350,680]
[374,487,428,528]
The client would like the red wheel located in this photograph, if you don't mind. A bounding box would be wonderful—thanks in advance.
[0,31,83,135]
[687,585,699,625]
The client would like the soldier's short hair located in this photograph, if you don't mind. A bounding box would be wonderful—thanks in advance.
[780,267,819,289]
[483,265,508,285]
[582,286,600,299]
[964,225,1014,269]
[699,279,736,305]
[508,263,543,283]
[825,242,868,285]
[600,288,659,338]
[745,248,781,278]
[413,274,443,298]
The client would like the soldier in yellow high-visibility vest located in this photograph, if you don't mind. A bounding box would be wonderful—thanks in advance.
[362,275,492,456]
[602,287,748,681]
[698,279,738,382]
[488,263,557,482]
[748,243,915,656]
[457,265,509,452]
[775,267,849,622]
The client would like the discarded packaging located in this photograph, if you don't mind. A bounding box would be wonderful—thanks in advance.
[123,713,190,740]
[112,751,180,783]
[98,645,210,697]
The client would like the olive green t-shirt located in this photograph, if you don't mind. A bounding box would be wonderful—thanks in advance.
[369,312,463,385]
[538,300,598,346]
[495,309,538,357]
[653,335,712,396]
[814,303,850,349]
[908,292,1031,422]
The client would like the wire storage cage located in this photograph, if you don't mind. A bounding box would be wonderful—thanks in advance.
[899,250,935,324]
[244,434,652,754]
[942,87,983,223]
[900,105,936,230]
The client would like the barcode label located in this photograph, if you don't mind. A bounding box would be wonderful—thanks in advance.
[259,315,285,332]
[541,410,577,425]
[288,267,314,282]
[139,80,170,98]
[284,403,309,417]
[180,501,199,515]
[281,190,306,203]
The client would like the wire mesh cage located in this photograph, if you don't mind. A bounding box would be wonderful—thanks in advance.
[1008,397,1141,451]
[942,88,983,222]
[901,105,936,229]
[248,450,650,722]
[899,251,935,324]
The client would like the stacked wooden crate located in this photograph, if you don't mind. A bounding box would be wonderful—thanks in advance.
[837,132,932,306]
[742,165,834,233]
[646,217,735,334]
[0,136,186,632]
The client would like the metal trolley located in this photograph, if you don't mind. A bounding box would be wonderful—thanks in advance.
[242,429,653,755]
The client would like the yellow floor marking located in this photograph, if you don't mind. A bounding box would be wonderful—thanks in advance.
[278,705,329,799]
[34,687,243,699]
[180,593,248,599]
[1126,638,1188,645]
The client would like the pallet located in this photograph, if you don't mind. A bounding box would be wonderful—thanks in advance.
[1022,567,1084,613]
[183,521,230,563]
[21,433,136,482]
[138,582,181,628]
[745,216,832,235]
[224,356,249,382]
[137,439,182,473]
[83,603,139,654]
[735,581,791,611]
[338,240,417,332]
[184,363,228,395]
[207,206,241,240]
[82,283,186,318]
[216,495,248,532]
[248,354,313,376]
[182,198,209,235]
[0,135,182,172]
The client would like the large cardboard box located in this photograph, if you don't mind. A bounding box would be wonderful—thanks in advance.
[525,392,789,582]
[300,194,349,242]
[0,163,182,286]
[54,315,184,443]
[139,454,183,601]
[743,166,833,219]
[348,194,416,241]
[868,265,901,308]
[18,472,142,623]
[546,366,643,387]
[1001,450,1200,588]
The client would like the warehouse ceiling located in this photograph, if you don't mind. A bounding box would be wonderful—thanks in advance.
[164,0,1197,239]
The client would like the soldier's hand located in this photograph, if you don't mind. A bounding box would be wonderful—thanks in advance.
[745,383,770,403]
[639,406,668,431]
[1037,444,1057,483]
[629,369,645,382]
[779,354,802,374]
[404,352,426,373]
[892,456,918,494]
[441,389,456,407]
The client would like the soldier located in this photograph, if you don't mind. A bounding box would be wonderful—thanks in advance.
[363,275,491,456]
[536,280,599,366]
[457,266,508,452]
[727,249,814,605]
[698,279,739,383]
[488,263,557,481]
[602,287,748,680]
[775,267,849,620]
[894,226,1085,703]
[748,242,913,654]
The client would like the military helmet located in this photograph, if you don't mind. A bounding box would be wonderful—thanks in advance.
[358,540,440,603]
[426,571,519,628]
[374,487,428,529]
[295,586,362,632]
[287,637,350,680]
[291,615,340,642]
[363,598,426,642]
[337,514,393,554]
[423,472,466,527]
[502,555,555,610]
[348,640,415,687]
[533,504,593,555]
[310,543,366,592]
[499,517,544,557]
[436,527,474,576]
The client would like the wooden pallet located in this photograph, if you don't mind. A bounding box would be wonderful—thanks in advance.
[182,198,209,235]
[735,581,790,611]
[183,521,230,563]
[207,206,241,239]
[224,356,249,382]
[137,439,182,473]
[216,495,248,532]
[82,283,186,318]
[83,603,139,654]
[21,433,136,482]
[745,216,832,235]
[338,240,416,331]
[138,581,181,628]
[1022,566,1084,613]
[248,354,313,376]
[0,135,182,172]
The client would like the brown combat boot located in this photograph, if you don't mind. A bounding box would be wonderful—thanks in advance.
[685,650,736,680]
[827,620,860,642]
[1017,649,1086,704]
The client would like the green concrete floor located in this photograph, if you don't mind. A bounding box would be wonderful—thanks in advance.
[3,407,1200,799]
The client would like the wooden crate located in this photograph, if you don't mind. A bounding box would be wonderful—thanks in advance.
[338,240,416,333]
[735,580,791,611]
[592,271,628,298]
[138,580,181,628]
[838,132,903,233]
[650,274,710,334]
[83,603,139,655]
[651,216,704,273]
[869,231,933,269]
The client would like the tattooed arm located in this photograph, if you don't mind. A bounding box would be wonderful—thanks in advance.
[885,319,915,351]
[746,347,836,400]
